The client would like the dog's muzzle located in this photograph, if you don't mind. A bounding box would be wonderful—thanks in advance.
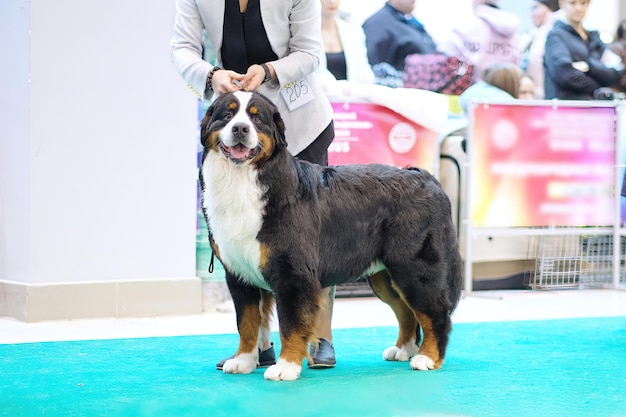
[218,122,261,163]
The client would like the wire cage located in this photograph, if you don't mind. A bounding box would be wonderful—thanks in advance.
[525,232,625,289]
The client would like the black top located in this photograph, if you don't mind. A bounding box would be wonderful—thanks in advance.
[362,3,437,70]
[326,52,347,80]
[221,0,278,74]
[544,20,624,100]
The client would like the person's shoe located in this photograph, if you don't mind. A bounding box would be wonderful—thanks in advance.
[216,343,276,370]
[308,338,336,369]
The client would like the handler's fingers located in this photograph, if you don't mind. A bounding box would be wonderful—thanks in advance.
[241,65,265,91]
[213,70,245,94]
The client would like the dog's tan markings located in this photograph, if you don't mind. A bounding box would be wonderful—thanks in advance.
[258,243,271,270]
[260,290,275,331]
[252,132,275,166]
[414,312,443,368]
[228,101,238,111]
[206,131,221,151]
[248,105,259,115]
[279,326,314,365]
[369,271,417,348]
[236,304,262,356]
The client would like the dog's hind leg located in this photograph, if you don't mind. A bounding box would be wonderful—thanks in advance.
[409,309,451,371]
[368,271,420,362]
[389,272,453,371]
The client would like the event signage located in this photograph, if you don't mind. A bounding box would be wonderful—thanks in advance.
[470,103,616,227]
[328,101,438,172]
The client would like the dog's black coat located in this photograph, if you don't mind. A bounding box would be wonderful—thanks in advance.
[199,91,463,380]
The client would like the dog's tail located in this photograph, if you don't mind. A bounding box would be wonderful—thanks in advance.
[440,178,463,314]
[447,243,464,314]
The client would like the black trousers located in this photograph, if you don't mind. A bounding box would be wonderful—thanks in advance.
[295,121,335,167]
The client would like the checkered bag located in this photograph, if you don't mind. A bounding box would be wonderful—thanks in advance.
[403,53,474,95]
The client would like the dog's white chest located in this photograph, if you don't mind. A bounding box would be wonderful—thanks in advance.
[201,154,269,290]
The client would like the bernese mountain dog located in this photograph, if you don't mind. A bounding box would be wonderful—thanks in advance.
[199,90,463,381]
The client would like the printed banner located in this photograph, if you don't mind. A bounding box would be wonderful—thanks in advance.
[328,101,438,172]
[470,103,616,227]
[618,105,626,226]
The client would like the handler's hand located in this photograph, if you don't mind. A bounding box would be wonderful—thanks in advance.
[212,70,245,95]
[241,64,267,92]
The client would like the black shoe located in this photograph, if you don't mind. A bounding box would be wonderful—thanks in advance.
[216,343,276,370]
[308,338,336,369]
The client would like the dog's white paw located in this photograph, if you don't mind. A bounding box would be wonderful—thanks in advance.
[263,359,301,381]
[382,344,418,362]
[223,353,257,374]
[410,354,435,371]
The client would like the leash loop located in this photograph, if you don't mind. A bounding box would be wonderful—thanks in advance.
[208,249,215,273]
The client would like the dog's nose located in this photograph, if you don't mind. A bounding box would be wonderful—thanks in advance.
[231,122,249,138]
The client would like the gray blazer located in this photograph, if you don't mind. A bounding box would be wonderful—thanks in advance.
[171,0,333,155]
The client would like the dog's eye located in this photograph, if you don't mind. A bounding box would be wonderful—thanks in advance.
[223,112,233,121]
[251,115,262,125]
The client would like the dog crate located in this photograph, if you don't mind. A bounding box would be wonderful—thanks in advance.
[525,233,624,289]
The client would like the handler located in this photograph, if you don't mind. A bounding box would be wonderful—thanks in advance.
[170,0,337,368]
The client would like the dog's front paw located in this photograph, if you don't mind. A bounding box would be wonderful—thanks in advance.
[263,359,301,381]
[382,344,418,362]
[223,353,257,374]
[410,354,436,371]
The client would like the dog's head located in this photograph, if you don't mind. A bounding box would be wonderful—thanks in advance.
[200,91,287,165]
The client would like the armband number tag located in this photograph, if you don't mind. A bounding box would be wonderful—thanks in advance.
[280,78,316,111]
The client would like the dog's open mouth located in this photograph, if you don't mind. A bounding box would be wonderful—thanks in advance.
[219,142,260,162]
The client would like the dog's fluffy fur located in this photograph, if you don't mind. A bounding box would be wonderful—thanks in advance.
[200,91,463,381]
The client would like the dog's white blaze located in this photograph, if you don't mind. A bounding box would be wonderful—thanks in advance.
[221,91,259,150]
[202,150,269,290]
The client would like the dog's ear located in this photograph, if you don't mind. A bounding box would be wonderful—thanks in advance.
[199,102,217,148]
[272,110,287,150]
[255,91,287,150]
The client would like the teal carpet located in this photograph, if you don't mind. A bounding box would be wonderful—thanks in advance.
[1,317,625,417]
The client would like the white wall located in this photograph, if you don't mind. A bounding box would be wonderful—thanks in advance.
[1,0,199,285]
[0,0,32,284]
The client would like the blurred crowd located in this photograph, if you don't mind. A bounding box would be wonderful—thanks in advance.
[319,0,626,108]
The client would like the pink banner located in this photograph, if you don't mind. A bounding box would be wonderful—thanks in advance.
[328,101,438,172]
[471,103,616,227]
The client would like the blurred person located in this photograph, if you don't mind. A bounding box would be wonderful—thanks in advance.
[519,74,538,100]
[607,19,626,92]
[521,0,561,99]
[320,0,374,83]
[458,62,523,114]
[318,0,375,95]
[544,0,625,100]
[607,19,626,66]
[438,0,521,82]
[362,0,437,87]
[171,0,338,369]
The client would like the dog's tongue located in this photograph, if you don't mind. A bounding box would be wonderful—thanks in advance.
[229,144,252,159]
